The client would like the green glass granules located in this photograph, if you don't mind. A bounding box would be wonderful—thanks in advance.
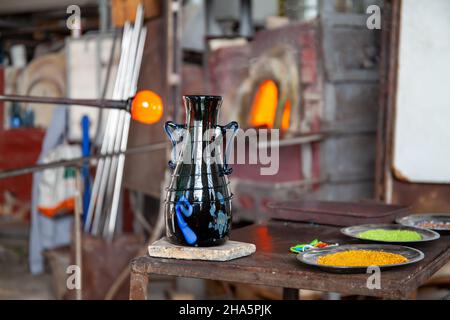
[358,229,422,242]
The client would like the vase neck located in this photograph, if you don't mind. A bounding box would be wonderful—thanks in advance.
[184,95,222,128]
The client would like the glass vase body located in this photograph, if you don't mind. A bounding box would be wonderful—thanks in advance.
[164,95,238,247]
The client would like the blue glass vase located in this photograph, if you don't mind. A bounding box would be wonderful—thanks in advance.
[164,95,238,246]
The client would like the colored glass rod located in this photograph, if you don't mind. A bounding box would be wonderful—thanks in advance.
[0,90,163,125]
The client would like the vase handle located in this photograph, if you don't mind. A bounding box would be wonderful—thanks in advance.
[164,121,185,169]
[217,121,239,175]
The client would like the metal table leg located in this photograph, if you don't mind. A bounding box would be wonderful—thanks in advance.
[129,272,148,300]
[282,288,299,300]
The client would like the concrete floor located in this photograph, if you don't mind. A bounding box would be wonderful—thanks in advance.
[0,227,55,300]
[0,223,201,300]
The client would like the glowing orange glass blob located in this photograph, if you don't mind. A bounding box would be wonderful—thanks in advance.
[249,80,291,130]
[131,90,163,124]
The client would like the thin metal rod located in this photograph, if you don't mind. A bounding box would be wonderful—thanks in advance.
[94,28,120,143]
[74,169,83,300]
[204,0,214,36]
[258,133,324,148]
[0,133,322,180]
[85,31,120,229]
[0,94,129,110]
[85,23,131,233]
[95,19,138,235]
[0,142,167,180]
[105,23,146,240]
[239,0,253,37]
[102,5,144,238]
[90,23,133,235]
[105,15,146,238]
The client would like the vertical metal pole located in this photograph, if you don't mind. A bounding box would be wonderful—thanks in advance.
[74,168,83,300]
[98,0,110,33]
[174,0,182,122]
[239,0,253,38]
[203,0,213,92]
[166,0,182,122]
[282,288,299,300]
[204,0,214,37]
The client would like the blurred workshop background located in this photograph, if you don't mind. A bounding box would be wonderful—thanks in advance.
[0,0,449,300]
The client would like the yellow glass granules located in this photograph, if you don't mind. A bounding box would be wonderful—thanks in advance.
[317,250,408,267]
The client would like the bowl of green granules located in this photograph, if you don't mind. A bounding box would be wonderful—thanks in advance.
[341,224,440,243]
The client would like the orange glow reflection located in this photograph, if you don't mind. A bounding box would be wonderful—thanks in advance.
[281,99,291,130]
[255,225,273,252]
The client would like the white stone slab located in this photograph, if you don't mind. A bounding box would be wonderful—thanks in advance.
[148,237,256,261]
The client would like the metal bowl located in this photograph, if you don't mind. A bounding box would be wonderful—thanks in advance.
[297,244,424,273]
[396,214,450,233]
[341,223,440,243]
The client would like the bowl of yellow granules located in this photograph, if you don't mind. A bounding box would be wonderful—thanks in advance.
[297,244,424,273]
[341,224,440,243]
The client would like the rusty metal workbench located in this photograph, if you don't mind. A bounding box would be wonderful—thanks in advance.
[129,221,450,300]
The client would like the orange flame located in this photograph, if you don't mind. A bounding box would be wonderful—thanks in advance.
[249,80,290,130]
